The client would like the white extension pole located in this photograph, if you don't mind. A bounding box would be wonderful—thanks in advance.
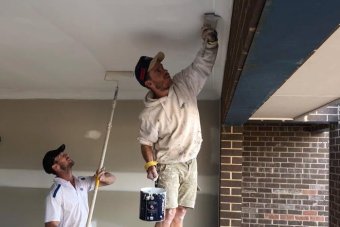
[86,84,119,227]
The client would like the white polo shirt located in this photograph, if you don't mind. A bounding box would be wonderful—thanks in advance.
[45,176,94,227]
[137,46,218,164]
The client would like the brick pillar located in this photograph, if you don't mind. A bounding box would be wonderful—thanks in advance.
[220,125,243,226]
[330,124,340,227]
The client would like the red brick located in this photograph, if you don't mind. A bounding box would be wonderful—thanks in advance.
[220,156,231,164]
[221,164,242,172]
[232,126,244,133]
[220,179,242,187]
[231,188,242,195]
[232,141,243,148]
[219,187,230,195]
[232,157,243,164]
[220,172,230,179]
[309,216,325,222]
[232,172,242,179]
[302,189,318,195]
[280,214,294,220]
[303,210,317,215]
[225,211,242,219]
[294,215,309,221]
[222,195,242,203]
[220,202,230,210]
[221,141,231,148]
[220,149,242,156]
[231,203,242,210]
[227,134,243,140]
[231,219,242,226]
[264,213,279,220]
[219,218,230,226]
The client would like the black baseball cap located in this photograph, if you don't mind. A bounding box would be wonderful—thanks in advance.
[134,51,165,87]
[42,144,65,174]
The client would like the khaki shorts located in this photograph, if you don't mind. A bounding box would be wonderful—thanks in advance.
[156,159,197,209]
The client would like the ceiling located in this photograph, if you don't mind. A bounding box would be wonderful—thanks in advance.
[0,0,232,100]
[225,0,340,124]
[3,0,340,125]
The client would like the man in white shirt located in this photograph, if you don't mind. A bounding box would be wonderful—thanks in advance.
[43,144,116,227]
[134,26,218,227]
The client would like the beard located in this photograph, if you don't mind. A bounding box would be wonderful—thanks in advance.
[59,159,75,171]
[154,79,172,91]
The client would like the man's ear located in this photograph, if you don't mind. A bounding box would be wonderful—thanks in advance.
[145,80,153,89]
[51,163,59,173]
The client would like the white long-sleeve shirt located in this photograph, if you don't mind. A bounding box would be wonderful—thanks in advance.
[137,46,218,164]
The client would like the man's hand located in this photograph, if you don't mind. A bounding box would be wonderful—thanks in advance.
[95,167,116,186]
[201,26,218,42]
[96,167,106,180]
[201,26,218,49]
[146,165,158,181]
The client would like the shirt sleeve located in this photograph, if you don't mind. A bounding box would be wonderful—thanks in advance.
[175,45,218,96]
[137,115,159,146]
[45,187,62,223]
[79,176,95,192]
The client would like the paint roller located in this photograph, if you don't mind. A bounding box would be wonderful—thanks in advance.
[86,71,131,227]
[203,12,220,29]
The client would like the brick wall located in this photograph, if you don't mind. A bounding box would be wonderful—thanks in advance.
[220,126,243,226]
[329,124,340,227]
[220,123,329,227]
[243,124,329,226]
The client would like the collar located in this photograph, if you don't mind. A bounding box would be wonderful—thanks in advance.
[144,90,168,107]
[54,176,77,186]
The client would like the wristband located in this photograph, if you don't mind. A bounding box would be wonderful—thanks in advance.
[207,40,218,45]
[144,161,158,171]
[206,40,218,49]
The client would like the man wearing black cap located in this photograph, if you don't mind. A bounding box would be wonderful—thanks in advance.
[135,26,218,227]
[42,144,116,227]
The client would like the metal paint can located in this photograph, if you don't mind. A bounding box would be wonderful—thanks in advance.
[139,187,166,222]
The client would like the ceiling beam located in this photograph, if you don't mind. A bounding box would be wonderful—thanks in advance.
[221,0,266,124]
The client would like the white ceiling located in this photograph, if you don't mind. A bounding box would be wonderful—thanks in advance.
[251,26,340,120]
[0,0,233,100]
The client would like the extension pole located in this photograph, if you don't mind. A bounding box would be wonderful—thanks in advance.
[86,84,119,227]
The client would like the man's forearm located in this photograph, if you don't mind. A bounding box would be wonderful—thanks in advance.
[45,221,59,227]
[141,144,154,162]
[141,144,158,180]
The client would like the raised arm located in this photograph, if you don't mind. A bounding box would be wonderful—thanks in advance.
[176,27,218,96]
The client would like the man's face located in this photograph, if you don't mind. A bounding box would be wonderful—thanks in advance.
[53,152,74,171]
[147,61,173,91]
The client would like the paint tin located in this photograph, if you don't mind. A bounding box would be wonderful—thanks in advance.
[139,187,166,222]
